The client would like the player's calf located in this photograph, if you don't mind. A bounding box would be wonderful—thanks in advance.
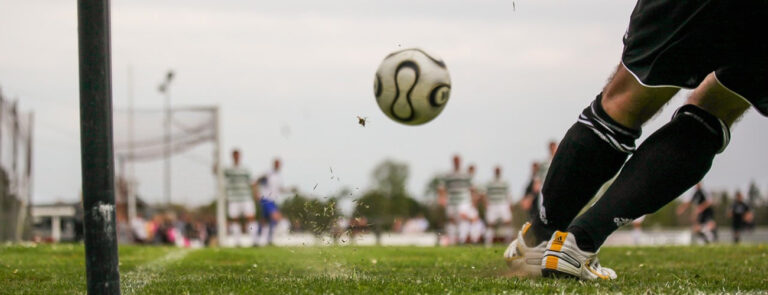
[568,103,731,252]
[526,94,640,246]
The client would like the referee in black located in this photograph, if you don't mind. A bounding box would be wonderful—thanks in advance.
[729,191,752,244]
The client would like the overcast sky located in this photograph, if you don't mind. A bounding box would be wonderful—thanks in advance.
[1,0,766,207]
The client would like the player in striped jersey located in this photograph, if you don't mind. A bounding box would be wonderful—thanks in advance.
[437,155,473,245]
[465,164,484,244]
[224,149,257,246]
[484,166,513,246]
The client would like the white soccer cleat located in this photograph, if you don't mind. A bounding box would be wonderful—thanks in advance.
[503,222,547,277]
[541,231,617,280]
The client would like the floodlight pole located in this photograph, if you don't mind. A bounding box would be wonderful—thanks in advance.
[159,71,174,207]
[78,0,121,294]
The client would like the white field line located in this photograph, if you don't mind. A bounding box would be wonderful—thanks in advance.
[122,249,192,294]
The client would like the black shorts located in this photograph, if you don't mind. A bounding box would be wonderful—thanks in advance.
[622,0,768,116]
[732,219,745,231]
[697,208,715,224]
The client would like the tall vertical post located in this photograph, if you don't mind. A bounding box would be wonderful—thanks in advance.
[214,107,227,246]
[78,0,121,294]
[164,89,171,206]
[127,67,136,222]
[159,71,174,207]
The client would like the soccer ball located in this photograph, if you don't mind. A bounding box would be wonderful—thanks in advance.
[373,48,451,125]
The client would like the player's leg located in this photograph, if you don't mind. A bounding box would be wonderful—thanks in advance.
[525,64,678,245]
[265,201,280,245]
[567,72,750,253]
[228,201,243,240]
[500,205,514,243]
[486,226,499,246]
[457,219,470,245]
[470,219,485,244]
[457,204,473,244]
[705,219,717,243]
[444,206,458,245]
[445,219,457,245]
[245,200,258,246]
[695,222,710,244]
[484,205,500,246]
[691,222,705,244]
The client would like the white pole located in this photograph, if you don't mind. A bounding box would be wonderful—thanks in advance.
[15,111,33,242]
[127,66,137,222]
[52,215,61,242]
[164,89,171,206]
[214,106,227,246]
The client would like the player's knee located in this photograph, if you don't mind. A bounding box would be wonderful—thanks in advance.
[686,78,751,127]
[672,104,730,153]
[576,94,641,154]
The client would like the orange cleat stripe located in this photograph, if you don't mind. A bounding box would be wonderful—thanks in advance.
[550,231,567,252]
[544,256,559,269]
[521,222,532,236]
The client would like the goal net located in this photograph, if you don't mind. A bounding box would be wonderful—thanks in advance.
[0,91,34,242]
[112,106,226,242]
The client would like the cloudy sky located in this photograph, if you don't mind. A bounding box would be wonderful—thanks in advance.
[1,0,766,207]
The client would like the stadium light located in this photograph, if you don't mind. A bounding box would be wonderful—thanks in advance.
[77,0,121,293]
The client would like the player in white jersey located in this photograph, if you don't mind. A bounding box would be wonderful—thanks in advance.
[437,155,473,245]
[256,158,285,245]
[484,166,513,246]
[224,149,257,246]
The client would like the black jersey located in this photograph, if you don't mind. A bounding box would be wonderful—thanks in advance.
[686,188,714,223]
[731,200,750,228]
[524,179,540,220]
[690,189,708,205]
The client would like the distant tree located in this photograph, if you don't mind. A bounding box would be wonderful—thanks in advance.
[281,193,339,236]
[423,174,443,202]
[748,181,762,206]
[372,159,409,197]
[353,159,426,236]
[422,174,447,230]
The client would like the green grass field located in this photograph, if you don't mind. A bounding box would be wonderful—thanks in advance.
[1,244,766,294]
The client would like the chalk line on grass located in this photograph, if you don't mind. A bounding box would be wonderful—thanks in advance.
[121,249,193,294]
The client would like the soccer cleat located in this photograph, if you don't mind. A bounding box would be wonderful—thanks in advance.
[503,222,547,276]
[541,231,617,280]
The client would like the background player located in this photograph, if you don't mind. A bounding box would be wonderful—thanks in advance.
[507,0,767,280]
[519,162,541,220]
[483,166,513,246]
[224,149,257,246]
[257,158,285,246]
[535,141,558,183]
[437,155,473,245]
[631,215,645,245]
[677,183,717,244]
[728,191,752,244]
[464,164,484,244]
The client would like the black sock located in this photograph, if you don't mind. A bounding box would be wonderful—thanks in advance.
[525,94,639,245]
[569,104,730,251]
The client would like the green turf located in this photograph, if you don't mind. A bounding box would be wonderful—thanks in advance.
[1,243,766,294]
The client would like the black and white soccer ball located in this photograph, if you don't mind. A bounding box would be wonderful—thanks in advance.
[373,48,451,125]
